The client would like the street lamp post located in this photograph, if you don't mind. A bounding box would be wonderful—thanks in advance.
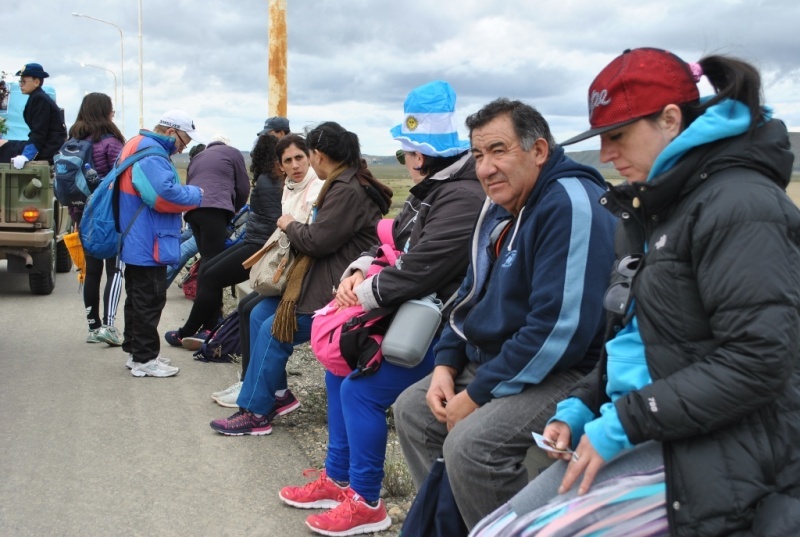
[72,13,125,135]
[80,63,118,122]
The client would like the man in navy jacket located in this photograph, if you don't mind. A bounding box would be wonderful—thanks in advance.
[394,98,617,530]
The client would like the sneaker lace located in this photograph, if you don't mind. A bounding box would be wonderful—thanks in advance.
[326,495,359,522]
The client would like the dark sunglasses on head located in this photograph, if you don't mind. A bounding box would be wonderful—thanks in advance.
[603,254,644,315]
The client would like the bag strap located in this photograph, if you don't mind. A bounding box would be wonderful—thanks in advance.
[376,218,394,247]
[112,145,171,255]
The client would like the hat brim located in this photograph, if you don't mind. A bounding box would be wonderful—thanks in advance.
[390,124,470,158]
[560,117,641,146]
[185,129,209,145]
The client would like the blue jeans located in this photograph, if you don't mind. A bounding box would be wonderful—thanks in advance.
[237,296,312,415]
[166,234,198,287]
[325,341,437,502]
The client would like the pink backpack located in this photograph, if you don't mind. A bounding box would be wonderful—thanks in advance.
[310,220,400,378]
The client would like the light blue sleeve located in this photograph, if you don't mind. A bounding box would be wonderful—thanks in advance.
[583,403,634,461]
[548,397,595,450]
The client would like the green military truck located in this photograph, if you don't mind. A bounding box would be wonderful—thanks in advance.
[0,161,72,294]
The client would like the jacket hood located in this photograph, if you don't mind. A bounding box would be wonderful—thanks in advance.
[606,118,794,220]
[523,145,607,213]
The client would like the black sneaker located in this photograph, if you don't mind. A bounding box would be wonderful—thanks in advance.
[164,330,183,347]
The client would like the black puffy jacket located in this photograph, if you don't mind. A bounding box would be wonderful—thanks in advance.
[245,172,283,246]
[572,119,800,536]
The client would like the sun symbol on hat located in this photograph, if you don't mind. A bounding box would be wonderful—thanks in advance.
[405,115,419,131]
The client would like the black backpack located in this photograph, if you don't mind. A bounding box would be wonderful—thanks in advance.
[193,310,242,363]
[53,137,101,206]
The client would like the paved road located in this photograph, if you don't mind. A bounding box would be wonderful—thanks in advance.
[0,263,314,536]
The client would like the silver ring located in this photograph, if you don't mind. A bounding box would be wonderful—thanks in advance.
[572,453,580,462]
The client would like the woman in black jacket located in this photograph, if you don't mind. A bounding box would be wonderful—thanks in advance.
[473,48,800,537]
[164,134,283,348]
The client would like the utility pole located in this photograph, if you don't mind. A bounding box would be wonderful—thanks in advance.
[268,0,287,118]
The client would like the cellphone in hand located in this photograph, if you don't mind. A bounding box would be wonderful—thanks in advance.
[532,432,573,454]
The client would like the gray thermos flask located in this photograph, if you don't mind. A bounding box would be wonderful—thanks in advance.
[382,294,443,367]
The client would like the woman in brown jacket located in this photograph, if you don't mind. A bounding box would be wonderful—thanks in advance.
[209,122,391,436]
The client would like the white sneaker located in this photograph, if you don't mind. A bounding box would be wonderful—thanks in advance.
[126,354,172,369]
[96,325,123,346]
[131,357,180,378]
[211,380,243,400]
[214,384,242,407]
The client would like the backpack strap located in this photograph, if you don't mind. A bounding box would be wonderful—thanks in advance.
[111,145,171,255]
[376,218,395,248]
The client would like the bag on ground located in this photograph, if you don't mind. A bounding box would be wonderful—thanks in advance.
[182,258,201,300]
[194,309,241,363]
[79,145,169,259]
[53,138,100,206]
[310,219,400,378]
[243,227,294,296]
[401,458,468,537]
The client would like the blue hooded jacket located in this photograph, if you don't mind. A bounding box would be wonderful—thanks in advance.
[435,146,617,405]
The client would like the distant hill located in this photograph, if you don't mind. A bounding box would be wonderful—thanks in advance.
[171,132,800,173]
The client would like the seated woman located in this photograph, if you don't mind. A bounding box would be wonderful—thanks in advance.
[164,134,283,348]
[278,80,486,536]
[471,48,800,537]
[211,134,324,407]
[209,121,392,434]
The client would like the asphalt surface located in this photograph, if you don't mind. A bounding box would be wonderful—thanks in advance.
[0,262,315,536]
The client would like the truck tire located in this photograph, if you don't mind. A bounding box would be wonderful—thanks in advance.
[56,238,73,273]
[29,240,56,295]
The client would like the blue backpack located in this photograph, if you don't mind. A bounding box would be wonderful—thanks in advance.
[53,137,107,206]
[79,145,169,259]
[194,310,241,363]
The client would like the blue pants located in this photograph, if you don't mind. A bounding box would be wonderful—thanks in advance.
[324,341,436,502]
[237,296,312,415]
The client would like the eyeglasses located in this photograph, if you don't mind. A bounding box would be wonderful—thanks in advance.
[603,254,644,316]
[396,150,417,165]
[174,130,190,148]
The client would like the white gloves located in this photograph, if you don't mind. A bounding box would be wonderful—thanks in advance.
[12,155,29,169]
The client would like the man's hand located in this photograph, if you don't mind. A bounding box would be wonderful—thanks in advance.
[336,271,364,308]
[542,421,573,461]
[277,214,295,231]
[11,155,28,169]
[445,390,479,431]
[426,365,457,424]
[558,434,606,496]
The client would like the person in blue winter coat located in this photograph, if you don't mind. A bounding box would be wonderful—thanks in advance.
[118,109,204,378]
[394,98,618,530]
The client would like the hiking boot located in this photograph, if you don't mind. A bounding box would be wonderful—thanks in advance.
[86,329,101,343]
[126,354,172,370]
[213,384,242,408]
[164,330,183,347]
[271,390,301,419]
[305,493,391,536]
[280,469,350,509]
[211,380,242,400]
[182,330,211,351]
[130,357,179,378]
[209,409,272,436]
[96,325,123,346]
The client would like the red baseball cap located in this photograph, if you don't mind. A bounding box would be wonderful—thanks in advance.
[561,48,700,145]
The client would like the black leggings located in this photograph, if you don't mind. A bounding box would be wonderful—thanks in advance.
[185,207,230,262]
[84,255,122,329]
[237,291,268,381]
[179,240,261,336]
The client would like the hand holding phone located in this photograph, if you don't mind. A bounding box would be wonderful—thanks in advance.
[532,431,573,454]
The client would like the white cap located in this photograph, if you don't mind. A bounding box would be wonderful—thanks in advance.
[158,109,208,144]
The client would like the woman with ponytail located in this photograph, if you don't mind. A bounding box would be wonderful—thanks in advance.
[473,48,800,536]
[209,121,392,437]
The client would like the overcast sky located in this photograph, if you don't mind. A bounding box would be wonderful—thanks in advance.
[4,0,800,155]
